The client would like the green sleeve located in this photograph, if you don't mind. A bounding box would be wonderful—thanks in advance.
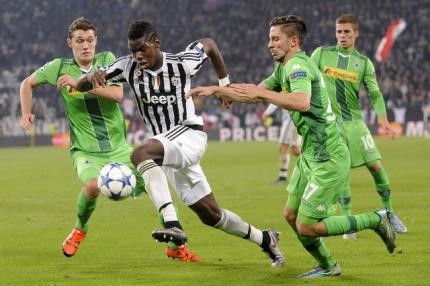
[263,64,281,91]
[33,58,63,86]
[364,58,386,115]
[104,51,116,66]
[284,61,312,94]
[310,47,322,68]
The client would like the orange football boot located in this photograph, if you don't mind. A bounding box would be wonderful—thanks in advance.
[62,228,86,257]
[166,245,202,262]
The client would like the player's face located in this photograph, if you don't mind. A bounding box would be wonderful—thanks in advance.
[68,29,97,64]
[268,25,291,62]
[128,36,161,70]
[336,23,359,50]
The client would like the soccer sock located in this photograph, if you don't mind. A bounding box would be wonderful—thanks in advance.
[214,208,263,245]
[298,236,336,270]
[75,190,97,232]
[137,160,183,249]
[323,212,381,236]
[338,173,352,215]
[136,160,179,222]
[279,153,290,179]
[370,167,393,210]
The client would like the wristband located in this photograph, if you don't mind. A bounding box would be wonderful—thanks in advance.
[218,75,230,87]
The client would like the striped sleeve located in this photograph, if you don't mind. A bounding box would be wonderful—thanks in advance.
[177,41,208,77]
[101,55,131,83]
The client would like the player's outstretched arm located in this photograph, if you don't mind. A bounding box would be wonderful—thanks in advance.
[75,71,123,102]
[76,71,108,92]
[187,85,261,103]
[19,73,40,130]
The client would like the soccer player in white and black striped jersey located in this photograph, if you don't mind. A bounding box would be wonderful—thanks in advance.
[76,20,284,267]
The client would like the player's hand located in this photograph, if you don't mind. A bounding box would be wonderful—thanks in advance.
[378,115,396,139]
[380,121,396,139]
[20,113,35,130]
[186,86,219,99]
[57,75,78,89]
[88,71,108,88]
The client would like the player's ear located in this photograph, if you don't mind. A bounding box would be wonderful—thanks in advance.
[67,37,72,48]
[154,38,161,49]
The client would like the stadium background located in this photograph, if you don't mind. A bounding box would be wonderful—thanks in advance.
[0,0,429,146]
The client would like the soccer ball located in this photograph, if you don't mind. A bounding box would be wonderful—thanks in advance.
[97,162,136,201]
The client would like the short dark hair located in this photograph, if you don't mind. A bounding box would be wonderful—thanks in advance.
[336,14,359,31]
[68,17,96,39]
[128,20,158,42]
[269,15,307,47]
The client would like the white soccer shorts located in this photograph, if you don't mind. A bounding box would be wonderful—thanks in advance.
[153,125,212,206]
[279,118,302,146]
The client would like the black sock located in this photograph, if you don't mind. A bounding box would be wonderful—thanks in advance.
[164,220,183,230]
[260,230,270,248]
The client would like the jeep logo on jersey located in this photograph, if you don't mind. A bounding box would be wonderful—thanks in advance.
[141,94,177,105]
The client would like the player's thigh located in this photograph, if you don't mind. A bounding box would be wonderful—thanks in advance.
[298,154,350,221]
[341,121,381,168]
[154,126,207,168]
[287,157,310,210]
[72,151,107,183]
[163,164,212,206]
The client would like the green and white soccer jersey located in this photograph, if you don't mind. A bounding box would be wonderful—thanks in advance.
[311,45,384,167]
[34,52,145,194]
[311,45,386,122]
[263,51,346,162]
[34,52,127,153]
[263,51,350,220]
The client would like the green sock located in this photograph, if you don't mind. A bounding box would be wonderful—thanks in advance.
[370,167,393,210]
[75,190,97,232]
[323,212,381,236]
[338,174,352,215]
[298,236,336,270]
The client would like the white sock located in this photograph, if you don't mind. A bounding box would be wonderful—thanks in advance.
[214,209,263,245]
[160,203,178,223]
[136,160,178,222]
[279,153,290,178]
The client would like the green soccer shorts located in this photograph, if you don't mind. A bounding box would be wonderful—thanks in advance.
[71,145,145,197]
[340,120,381,168]
[287,148,350,223]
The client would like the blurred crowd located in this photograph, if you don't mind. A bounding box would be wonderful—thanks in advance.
[1,0,429,135]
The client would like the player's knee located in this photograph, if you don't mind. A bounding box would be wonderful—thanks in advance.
[130,145,147,166]
[198,208,222,226]
[367,160,382,172]
[296,222,318,237]
[84,179,100,199]
[284,208,297,227]
[292,146,301,157]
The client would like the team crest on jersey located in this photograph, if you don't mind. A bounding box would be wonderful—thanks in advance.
[135,69,142,77]
[171,76,180,87]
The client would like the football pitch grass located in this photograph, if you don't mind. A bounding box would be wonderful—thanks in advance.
[1,137,429,285]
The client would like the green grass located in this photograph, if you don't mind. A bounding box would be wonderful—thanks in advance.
[1,137,429,285]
